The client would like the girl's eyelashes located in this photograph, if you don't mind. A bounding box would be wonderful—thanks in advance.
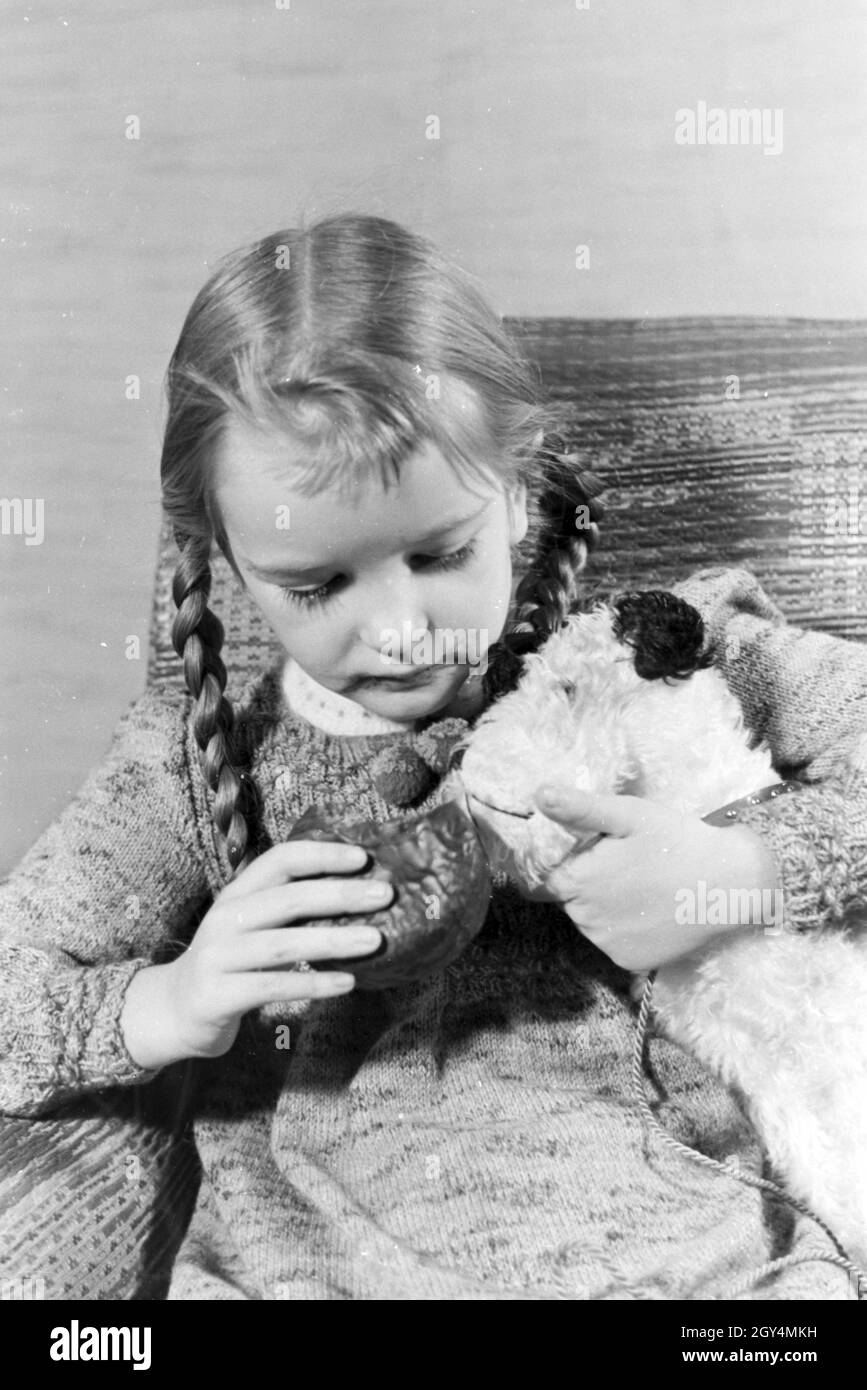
[277,539,479,611]
[424,538,477,573]
[278,578,340,611]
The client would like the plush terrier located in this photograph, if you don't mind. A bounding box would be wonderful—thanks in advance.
[457,590,867,1265]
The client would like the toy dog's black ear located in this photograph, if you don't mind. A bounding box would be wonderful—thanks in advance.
[612,590,714,681]
[481,631,539,703]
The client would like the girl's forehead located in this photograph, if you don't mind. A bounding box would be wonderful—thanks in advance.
[212,419,503,555]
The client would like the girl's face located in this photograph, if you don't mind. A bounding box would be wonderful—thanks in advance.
[213,418,528,725]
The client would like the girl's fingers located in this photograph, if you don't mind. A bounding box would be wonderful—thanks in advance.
[217,840,370,902]
[213,876,394,935]
[222,924,383,972]
[229,969,359,1014]
[534,786,661,838]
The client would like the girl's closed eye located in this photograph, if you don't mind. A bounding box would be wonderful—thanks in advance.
[278,539,479,610]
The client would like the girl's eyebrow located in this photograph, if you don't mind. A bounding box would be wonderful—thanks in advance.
[245,500,492,580]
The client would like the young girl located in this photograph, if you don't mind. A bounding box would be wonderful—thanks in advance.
[3,213,867,1301]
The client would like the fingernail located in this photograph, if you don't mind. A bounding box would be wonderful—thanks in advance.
[347,929,382,948]
[326,974,355,992]
[361,881,392,902]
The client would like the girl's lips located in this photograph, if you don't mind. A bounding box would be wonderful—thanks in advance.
[363,667,437,689]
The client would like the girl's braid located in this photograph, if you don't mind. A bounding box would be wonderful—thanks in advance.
[483,434,606,700]
[170,528,262,880]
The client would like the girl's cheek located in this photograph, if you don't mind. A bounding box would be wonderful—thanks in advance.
[462,547,514,633]
[275,621,349,678]
[256,592,340,662]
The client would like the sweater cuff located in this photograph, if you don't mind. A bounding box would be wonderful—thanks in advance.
[0,955,161,1116]
[70,959,164,1091]
[733,770,867,935]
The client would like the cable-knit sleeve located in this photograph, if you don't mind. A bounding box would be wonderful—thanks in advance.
[672,566,867,933]
[0,686,213,1116]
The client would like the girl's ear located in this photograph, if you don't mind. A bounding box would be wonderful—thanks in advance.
[506,480,529,546]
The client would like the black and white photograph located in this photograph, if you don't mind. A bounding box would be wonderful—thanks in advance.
[1,0,866,1345]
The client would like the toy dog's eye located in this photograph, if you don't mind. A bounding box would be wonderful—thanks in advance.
[560,681,576,698]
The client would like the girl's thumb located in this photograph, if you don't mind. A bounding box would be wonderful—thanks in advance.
[534,784,644,838]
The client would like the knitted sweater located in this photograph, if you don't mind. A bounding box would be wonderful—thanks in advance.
[2,566,867,1300]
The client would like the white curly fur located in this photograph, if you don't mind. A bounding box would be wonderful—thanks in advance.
[458,604,867,1263]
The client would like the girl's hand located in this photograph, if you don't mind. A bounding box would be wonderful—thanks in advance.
[526,783,780,972]
[121,840,391,1068]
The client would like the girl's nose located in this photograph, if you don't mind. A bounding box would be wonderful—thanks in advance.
[359,606,432,667]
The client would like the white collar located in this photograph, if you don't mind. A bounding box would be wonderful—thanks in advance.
[281,657,415,735]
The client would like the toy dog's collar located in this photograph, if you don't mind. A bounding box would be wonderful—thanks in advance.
[465,779,803,827]
[702,779,803,827]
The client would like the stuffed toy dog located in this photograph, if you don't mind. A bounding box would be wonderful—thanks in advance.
[457,589,867,1266]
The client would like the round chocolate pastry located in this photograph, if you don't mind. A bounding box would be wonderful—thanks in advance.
[286,800,492,989]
